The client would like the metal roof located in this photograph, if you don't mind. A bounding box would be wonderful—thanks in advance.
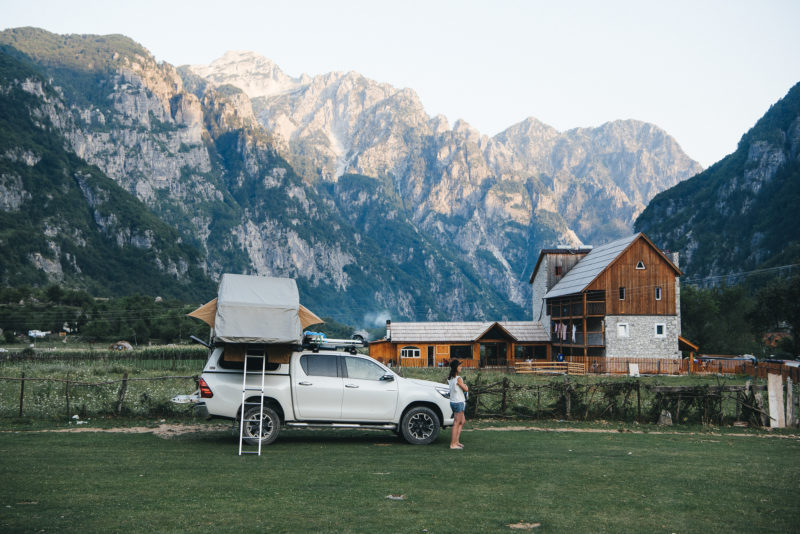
[387,321,549,343]
[544,233,639,299]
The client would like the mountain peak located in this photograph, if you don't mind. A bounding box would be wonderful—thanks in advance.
[189,50,301,99]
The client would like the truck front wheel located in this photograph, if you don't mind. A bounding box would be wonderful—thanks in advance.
[241,405,281,446]
[400,406,440,445]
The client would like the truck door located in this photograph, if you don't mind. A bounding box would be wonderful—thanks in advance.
[293,354,343,420]
[341,356,399,421]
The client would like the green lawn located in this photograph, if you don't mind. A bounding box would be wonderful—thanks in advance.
[1,424,797,533]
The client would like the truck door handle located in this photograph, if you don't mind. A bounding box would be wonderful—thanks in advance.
[298,381,313,386]
[345,384,359,388]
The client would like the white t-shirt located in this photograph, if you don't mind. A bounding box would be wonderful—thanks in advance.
[448,376,466,403]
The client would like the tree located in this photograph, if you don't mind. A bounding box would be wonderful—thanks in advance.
[681,284,759,355]
[751,274,800,357]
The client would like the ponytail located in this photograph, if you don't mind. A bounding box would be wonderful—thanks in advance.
[448,359,461,380]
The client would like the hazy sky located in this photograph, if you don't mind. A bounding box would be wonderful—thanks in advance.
[3,0,799,167]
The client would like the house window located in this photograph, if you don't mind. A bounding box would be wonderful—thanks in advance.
[555,265,563,276]
[655,286,662,301]
[636,261,645,270]
[654,323,666,338]
[617,323,630,338]
[619,286,626,300]
[400,346,421,359]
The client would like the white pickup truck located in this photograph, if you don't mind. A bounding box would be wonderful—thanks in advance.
[182,343,455,446]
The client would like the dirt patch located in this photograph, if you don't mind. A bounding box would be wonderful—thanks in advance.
[14,423,230,439]
[473,425,800,440]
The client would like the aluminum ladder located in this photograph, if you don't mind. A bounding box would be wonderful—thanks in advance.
[238,353,266,456]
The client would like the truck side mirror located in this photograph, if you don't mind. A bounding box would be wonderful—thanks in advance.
[380,373,395,381]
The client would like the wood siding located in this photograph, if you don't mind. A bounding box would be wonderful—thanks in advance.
[587,238,678,316]
[545,252,589,289]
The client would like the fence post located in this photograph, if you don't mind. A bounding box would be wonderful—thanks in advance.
[564,376,571,419]
[65,373,70,417]
[636,381,641,422]
[786,377,794,428]
[18,372,25,417]
[501,377,509,415]
[115,372,129,415]
[536,385,541,418]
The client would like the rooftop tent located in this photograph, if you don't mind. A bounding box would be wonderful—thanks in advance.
[188,275,323,344]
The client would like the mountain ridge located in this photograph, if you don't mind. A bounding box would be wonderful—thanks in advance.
[635,81,800,281]
[0,28,704,326]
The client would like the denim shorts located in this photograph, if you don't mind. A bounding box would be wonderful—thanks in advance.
[450,401,466,413]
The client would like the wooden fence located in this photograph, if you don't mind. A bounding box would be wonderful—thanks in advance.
[515,361,586,375]
[561,356,682,375]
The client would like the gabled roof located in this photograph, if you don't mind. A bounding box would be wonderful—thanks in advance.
[544,234,638,299]
[387,321,549,343]
[543,233,681,299]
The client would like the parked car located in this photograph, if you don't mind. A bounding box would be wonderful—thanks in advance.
[175,344,454,446]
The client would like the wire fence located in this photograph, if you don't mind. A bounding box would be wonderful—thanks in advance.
[458,374,799,427]
[0,373,199,419]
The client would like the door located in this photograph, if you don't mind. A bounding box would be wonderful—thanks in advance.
[293,354,343,420]
[427,346,435,367]
[341,356,399,421]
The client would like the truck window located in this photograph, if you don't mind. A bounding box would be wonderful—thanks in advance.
[344,356,385,380]
[300,354,339,377]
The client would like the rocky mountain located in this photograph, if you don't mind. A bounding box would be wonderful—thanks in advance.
[0,29,702,325]
[635,81,800,282]
[0,44,214,298]
[188,51,702,306]
[0,29,520,323]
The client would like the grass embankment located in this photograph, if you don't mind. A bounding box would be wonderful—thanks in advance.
[0,425,797,533]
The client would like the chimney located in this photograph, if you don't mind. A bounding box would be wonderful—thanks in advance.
[385,319,392,341]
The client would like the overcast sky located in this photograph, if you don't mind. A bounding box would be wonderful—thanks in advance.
[3,0,800,167]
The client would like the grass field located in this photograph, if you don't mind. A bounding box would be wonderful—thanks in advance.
[1,423,797,533]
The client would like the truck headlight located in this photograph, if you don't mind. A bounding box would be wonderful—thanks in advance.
[435,387,450,399]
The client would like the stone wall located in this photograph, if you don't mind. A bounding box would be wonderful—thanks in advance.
[605,315,680,358]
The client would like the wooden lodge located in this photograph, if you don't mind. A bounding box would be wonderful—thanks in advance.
[369,321,550,368]
[369,232,689,368]
[531,233,683,359]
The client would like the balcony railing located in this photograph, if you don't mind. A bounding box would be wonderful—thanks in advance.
[587,301,605,315]
[552,331,605,347]
[549,299,606,318]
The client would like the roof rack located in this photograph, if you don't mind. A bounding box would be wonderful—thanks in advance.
[302,331,367,354]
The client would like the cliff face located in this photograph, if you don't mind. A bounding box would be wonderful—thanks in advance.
[0,47,213,298]
[0,29,703,324]
[189,51,701,307]
[636,82,800,280]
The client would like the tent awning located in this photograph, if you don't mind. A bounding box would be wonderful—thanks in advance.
[187,275,324,343]
[188,299,323,330]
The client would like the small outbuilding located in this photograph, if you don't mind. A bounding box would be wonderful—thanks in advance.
[370,320,550,368]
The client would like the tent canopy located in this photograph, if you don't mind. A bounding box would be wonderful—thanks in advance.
[187,275,323,344]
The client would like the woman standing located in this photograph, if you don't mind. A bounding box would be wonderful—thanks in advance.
[447,359,468,449]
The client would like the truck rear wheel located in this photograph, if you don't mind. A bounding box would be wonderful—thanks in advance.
[241,405,281,446]
[400,406,440,445]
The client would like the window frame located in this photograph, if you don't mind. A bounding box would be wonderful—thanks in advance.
[299,353,341,377]
[400,346,421,359]
[619,286,626,300]
[343,355,386,381]
[636,260,646,270]
[655,286,662,301]
[617,323,630,338]
[654,323,666,338]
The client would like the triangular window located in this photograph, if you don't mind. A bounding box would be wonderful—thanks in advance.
[636,261,645,270]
